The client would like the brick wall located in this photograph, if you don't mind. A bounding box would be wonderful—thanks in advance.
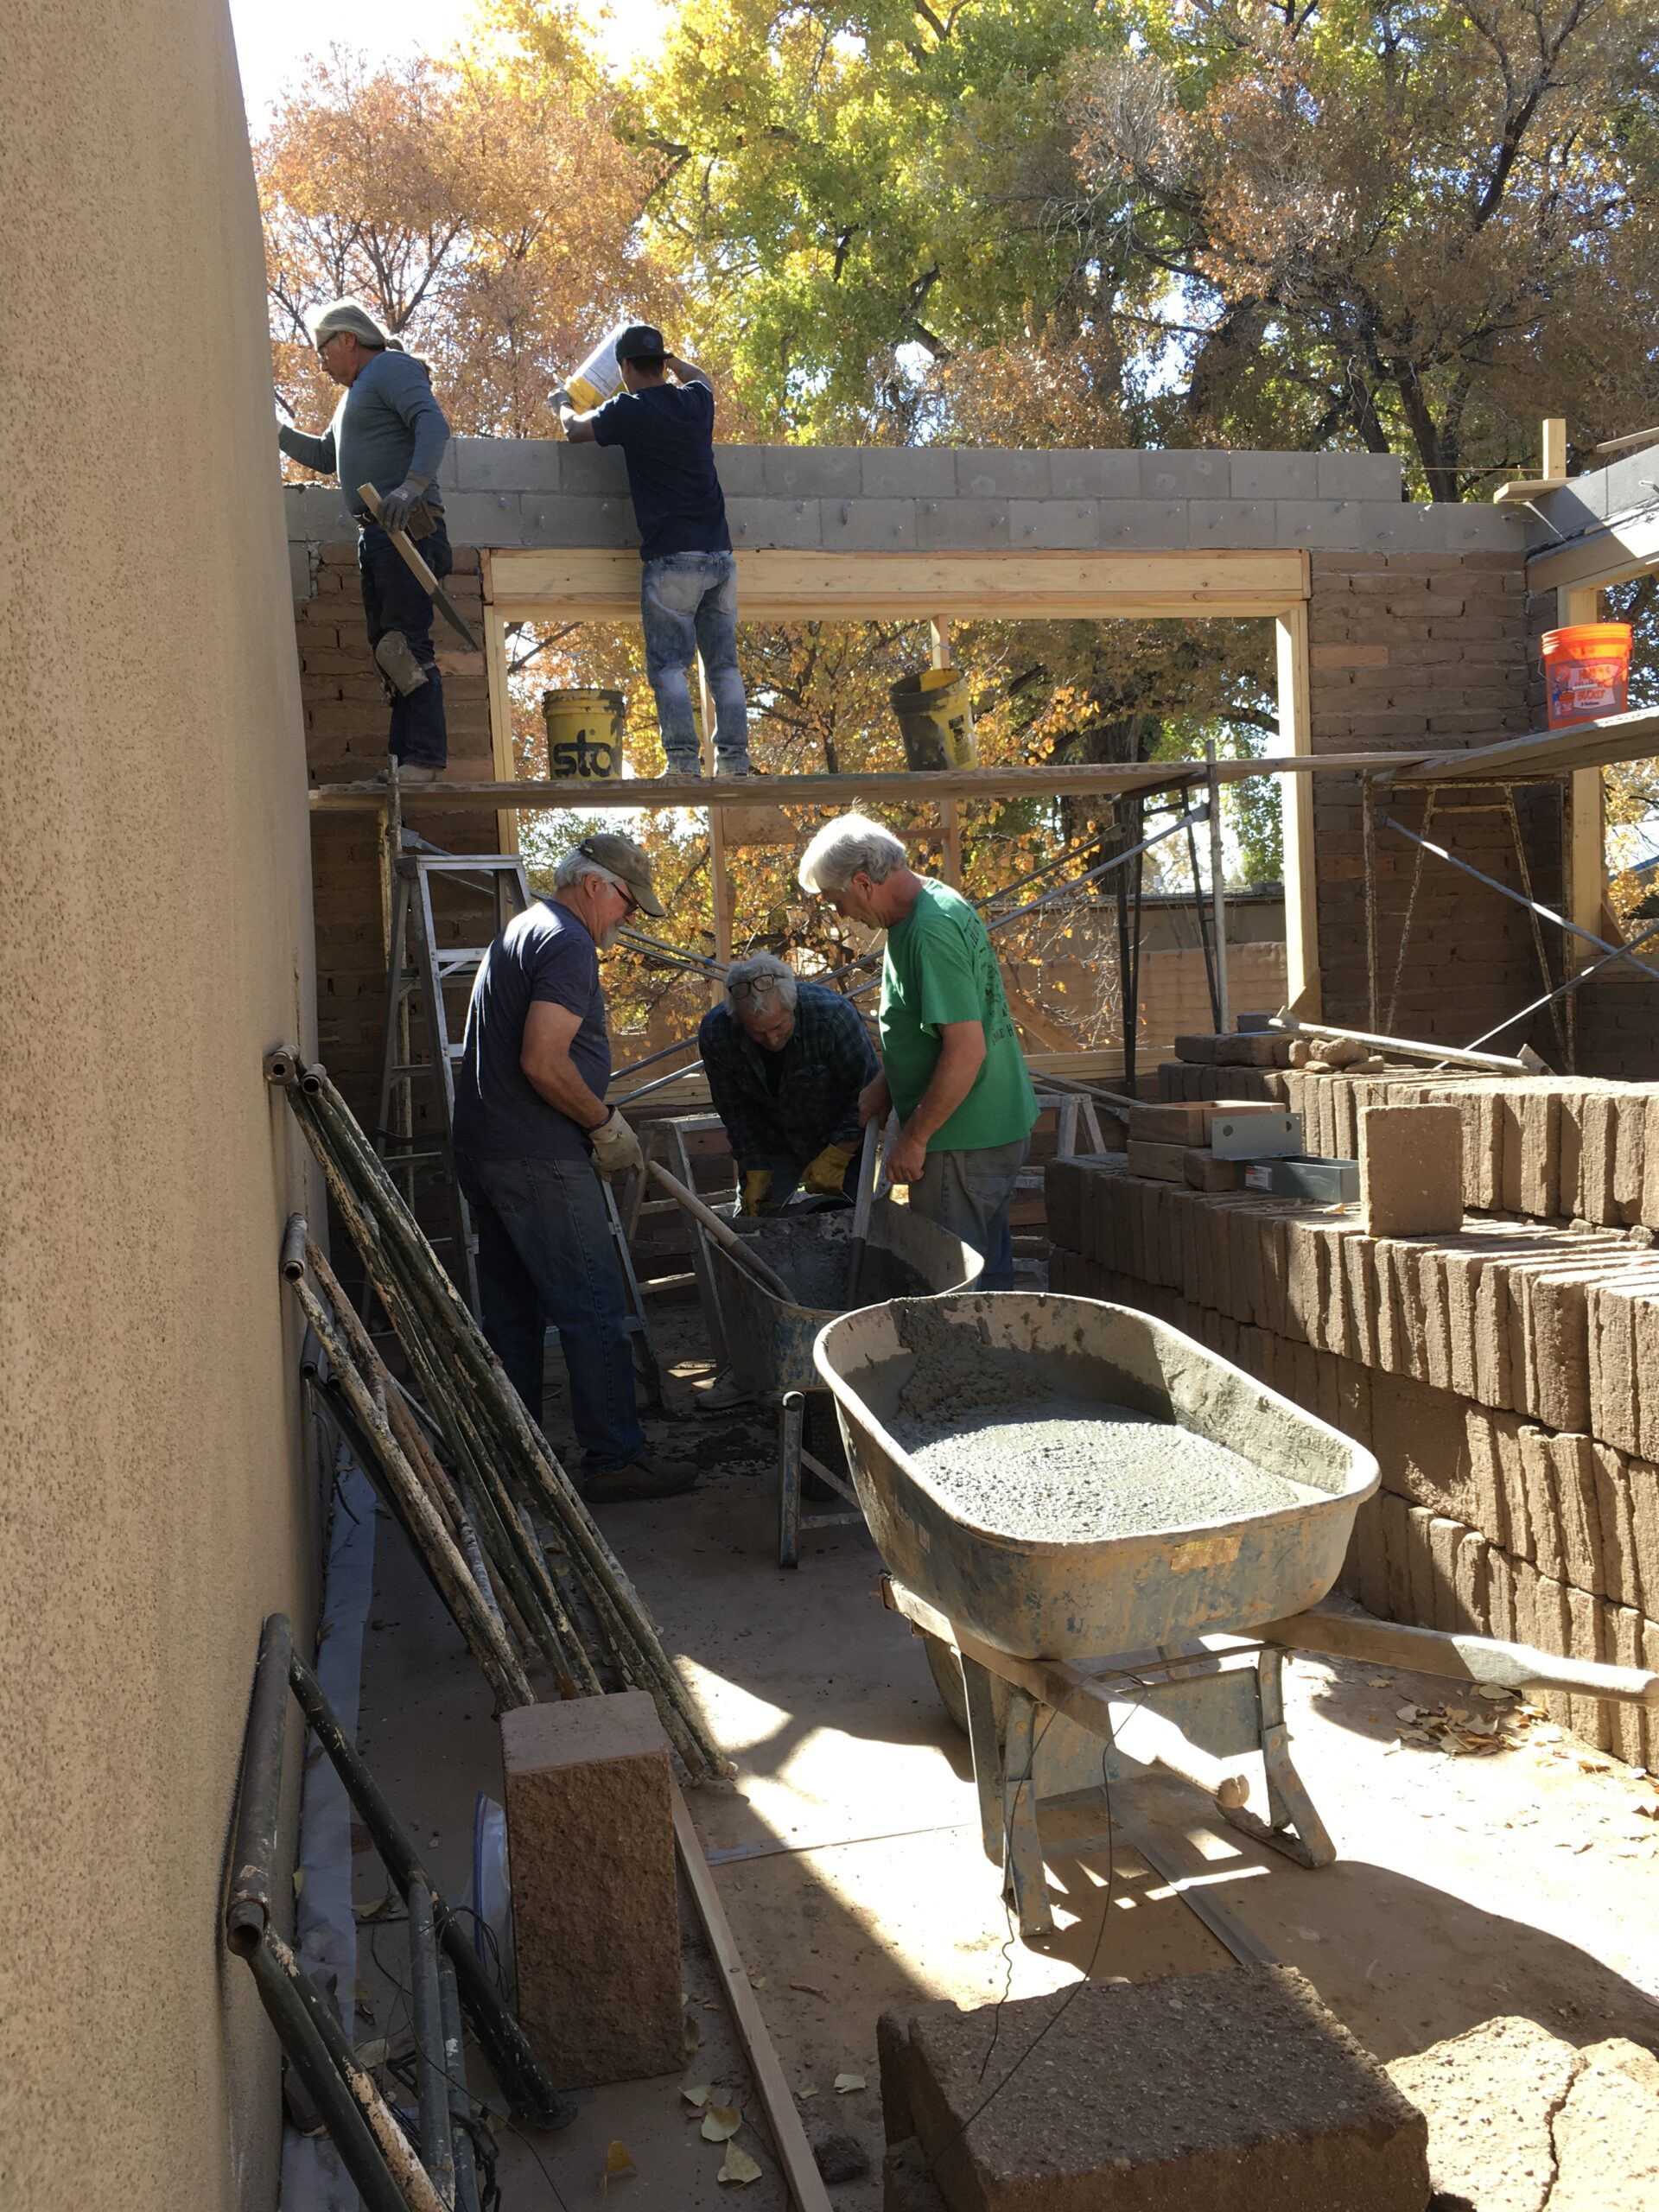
[296,537,502,1124]
[1306,550,1564,1049]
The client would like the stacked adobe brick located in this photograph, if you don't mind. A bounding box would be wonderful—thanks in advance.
[1306,545,1567,1050]
[292,536,499,1122]
[1048,1077,1659,1766]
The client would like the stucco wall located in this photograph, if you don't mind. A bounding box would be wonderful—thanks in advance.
[1,7,316,2207]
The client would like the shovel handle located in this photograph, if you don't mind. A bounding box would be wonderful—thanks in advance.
[845,1119,882,1305]
[647,1163,797,1303]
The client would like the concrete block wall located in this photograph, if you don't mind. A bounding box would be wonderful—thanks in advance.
[1046,1154,1659,1764]
[287,444,1526,561]
[294,537,503,1121]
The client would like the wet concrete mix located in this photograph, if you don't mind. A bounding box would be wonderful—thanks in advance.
[882,1300,1317,1541]
[742,1211,927,1310]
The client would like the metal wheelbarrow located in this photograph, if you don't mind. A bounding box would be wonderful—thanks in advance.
[816,1293,1659,1946]
[703,1200,982,1567]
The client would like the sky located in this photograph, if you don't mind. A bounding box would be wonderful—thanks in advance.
[228,0,672,119]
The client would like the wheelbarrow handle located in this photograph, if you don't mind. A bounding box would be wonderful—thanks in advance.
[1260,1601,1659,1707]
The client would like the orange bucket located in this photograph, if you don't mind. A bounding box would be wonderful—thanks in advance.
[1541,622,1631,728]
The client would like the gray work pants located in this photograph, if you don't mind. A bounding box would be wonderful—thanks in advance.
[907,1135,1029,1291]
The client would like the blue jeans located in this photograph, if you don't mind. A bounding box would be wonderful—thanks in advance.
[639,551,749,771]
[908,1136,1030,1292]
[358,509,452,766]
[456,1154,645,1470]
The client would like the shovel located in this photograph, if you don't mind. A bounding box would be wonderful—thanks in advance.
[358,481,480,649]
[843,1118,882,1307]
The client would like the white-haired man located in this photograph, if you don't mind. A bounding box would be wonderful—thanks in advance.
[798,815,1036,1289]
[452,834,697,1503]
[698,954,880,1216]
[278,299,453,781]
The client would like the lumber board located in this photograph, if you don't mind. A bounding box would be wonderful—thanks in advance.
[671,1783,835,2212]
[486,545,1310,621]
[1395,703,1659,785]
[309,750,1418,813]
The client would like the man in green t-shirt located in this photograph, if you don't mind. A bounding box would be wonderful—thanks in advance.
[798,814,1038,1288]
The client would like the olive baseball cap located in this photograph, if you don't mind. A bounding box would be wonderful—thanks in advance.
[614,323,667,362]
[579,833,665,918]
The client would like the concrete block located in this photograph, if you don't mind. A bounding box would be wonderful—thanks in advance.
[861,447,957,497]
[727,498,823,549]
[439,491,526,544]
[957,449,1050,499]
[915,499,1010,550]
[454,436,563,493]
[1047,448,1140,499]
[1454,1528,1489,1634]
[1317,453,1404,501]
[1007,499,1098,549]
[711,444,767,494]
[1230,451,1319,499]
[821,499,918,550]
[762,446,861,499]
[556,442,631,494]
[500,1691,682,2088]
[882,2138,949,2212]
[1278,500,1396,550]
[1173,1033,1220,1064]
[1442,502,1529,553]
[1385,2015,1582,2212]
[1096,499,1192,548]
[1188,499,1280,547]
[1141,450,1230,499]
[899,1967,1428,2212]
[1359,1103,1464,1237]
[1554,2037,1659,2203]
[519,496,637,547]
[1550,1433,1603,1592]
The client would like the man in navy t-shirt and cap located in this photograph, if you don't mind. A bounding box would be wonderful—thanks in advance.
[557,327,751,778]
[452,831,698,1504]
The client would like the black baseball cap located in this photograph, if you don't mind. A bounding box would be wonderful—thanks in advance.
[614,323,666,362]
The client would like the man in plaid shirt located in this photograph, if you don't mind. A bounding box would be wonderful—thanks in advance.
[698,954,879,1216]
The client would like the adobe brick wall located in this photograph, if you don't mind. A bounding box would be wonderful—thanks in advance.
[294,536,502,1123]
[1306,550,1563,1049]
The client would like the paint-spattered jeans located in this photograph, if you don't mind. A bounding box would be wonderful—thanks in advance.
[639,551,750,772]
[455,1153,645,1470]
[358,510,452,765]
[907,1136,1030,1292]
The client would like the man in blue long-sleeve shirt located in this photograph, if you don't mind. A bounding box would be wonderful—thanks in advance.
[278,299,453,780]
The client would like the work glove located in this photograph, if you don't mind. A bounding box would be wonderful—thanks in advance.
[802,1140,858,1197]
[550,385,575,415]
[741,1167,774,1216]
[588,1108,643,1179]
[377,475,427,534]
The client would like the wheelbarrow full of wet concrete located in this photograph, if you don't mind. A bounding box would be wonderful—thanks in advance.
[815,1293,1659,1947]
[703,1199,982,1567]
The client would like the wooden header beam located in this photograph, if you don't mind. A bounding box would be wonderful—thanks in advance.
[486,546,1310,624]
[310,751,1419,814]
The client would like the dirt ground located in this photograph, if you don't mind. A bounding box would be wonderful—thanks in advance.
[352,1298,1659,2209]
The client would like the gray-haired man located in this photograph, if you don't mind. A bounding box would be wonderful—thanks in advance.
[278,297,452,780]
[798,814,1038,1290]
[697,954,879,1216]
[452,834,697,1503]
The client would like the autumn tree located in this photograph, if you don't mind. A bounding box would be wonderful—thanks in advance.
[257,41,671,449]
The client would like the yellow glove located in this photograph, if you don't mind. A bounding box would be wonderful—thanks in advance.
[802,1140,858,1197]
[741,1167,773,1216]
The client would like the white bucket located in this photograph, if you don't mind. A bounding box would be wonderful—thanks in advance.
[565,324,633,412]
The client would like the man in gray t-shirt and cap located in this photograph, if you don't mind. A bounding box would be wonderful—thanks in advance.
[278,298,453,782]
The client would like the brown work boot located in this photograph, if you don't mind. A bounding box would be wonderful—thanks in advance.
[583,1454,699,1503]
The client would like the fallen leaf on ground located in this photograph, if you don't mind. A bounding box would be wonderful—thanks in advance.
[798,2084,819,2098]
[750,1976,767,1990]
[601,2140,635,2191]
[1366,1676,1392,1688]
[834,2073,866,2094]
[1476,1684,1512,1700]
[702,2106,742,2143]
[683,2013,702,2056]
[1395,1705,1419,1721]
[682,2084,711,2110]
[718,2142,761,2185]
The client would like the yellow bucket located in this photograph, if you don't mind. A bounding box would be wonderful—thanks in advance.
[543,689,626,782]
[890,666,976,771]
[564,324,632,412]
